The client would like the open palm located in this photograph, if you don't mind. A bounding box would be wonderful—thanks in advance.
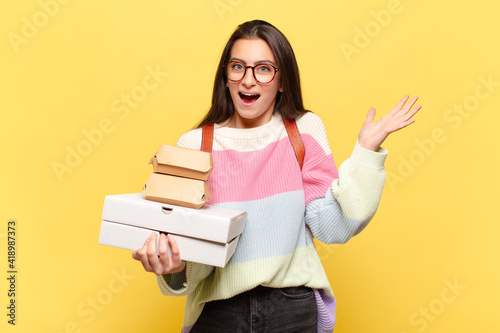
[358,96,421,151]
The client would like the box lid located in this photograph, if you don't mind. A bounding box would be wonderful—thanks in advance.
[143,173,211,209]
[101,193,247,243]
[150,145,213,180]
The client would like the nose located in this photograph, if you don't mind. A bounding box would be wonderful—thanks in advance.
[241,67,257,87]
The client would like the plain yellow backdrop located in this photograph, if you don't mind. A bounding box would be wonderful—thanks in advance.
[1,0,499,332]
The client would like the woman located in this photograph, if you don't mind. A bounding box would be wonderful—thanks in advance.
[133,20,420,332]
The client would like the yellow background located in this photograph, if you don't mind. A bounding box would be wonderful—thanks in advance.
[1,0,498,332]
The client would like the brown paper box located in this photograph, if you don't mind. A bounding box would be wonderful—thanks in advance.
[150,144,213,181]
[143,172,211,209]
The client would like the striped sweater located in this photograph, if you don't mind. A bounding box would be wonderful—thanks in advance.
[157,111,388,332]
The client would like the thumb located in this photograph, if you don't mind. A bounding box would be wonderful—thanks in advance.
[365,107,376,123]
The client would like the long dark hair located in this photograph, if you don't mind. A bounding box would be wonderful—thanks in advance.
[197,20,308,127]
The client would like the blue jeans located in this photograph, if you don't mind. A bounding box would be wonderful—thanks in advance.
[190,285,317,332]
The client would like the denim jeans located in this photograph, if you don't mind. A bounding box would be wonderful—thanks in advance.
[190,285,317,333]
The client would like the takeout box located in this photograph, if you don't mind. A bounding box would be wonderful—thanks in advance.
[143,173,211,209]
[101,193,247,244]
[149,144,213,181]
[98,220,240,267]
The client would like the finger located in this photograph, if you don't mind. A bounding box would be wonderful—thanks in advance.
[401,96,419,114]
[137,234,154,272]
[393,95,410,112]
[132,234,151,260]
[365,107,376,123]
[168,235,186,273]
[403,104,421,121]
[167,234,182,266]
[147,233,161,273]
[158,233,171,267]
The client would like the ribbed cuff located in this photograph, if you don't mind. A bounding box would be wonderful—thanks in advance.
[350,141,388,168]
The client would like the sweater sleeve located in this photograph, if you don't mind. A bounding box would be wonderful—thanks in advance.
[305,141,387,244]
[156,262,214,296]
[155,128,215,296]
[298,113,388,244]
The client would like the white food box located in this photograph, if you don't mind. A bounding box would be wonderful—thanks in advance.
[101,193,247,243]
[98,220,240,267]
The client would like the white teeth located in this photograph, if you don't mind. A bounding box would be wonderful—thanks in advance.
[240,93,259,97]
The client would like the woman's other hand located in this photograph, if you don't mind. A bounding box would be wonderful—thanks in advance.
[358,95,421,151]
[132,233,186,275]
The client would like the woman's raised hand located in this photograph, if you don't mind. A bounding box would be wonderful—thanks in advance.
[358,95,421,151]
[132,233,186,275]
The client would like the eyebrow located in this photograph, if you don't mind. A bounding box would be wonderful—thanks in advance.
[229,57,277,66]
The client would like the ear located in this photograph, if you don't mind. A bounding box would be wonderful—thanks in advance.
[279,86,284,92]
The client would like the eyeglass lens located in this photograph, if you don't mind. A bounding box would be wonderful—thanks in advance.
[225,61,276,84]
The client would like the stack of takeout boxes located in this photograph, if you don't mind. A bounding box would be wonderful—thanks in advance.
[144,144,213,209]
[98,145,247,267]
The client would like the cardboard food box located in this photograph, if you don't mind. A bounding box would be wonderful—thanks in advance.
[149,144,213,181]
[102,193,247,244]
[143,173,211,209]
[98,220,240,267]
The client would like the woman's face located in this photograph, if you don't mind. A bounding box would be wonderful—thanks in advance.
[226,38,282,128]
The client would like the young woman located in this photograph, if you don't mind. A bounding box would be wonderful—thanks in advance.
[132,20,420,332]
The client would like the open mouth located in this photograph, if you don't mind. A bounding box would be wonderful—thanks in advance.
[239,92,260,104]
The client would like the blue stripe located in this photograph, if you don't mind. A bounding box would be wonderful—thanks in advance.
[305,188,366,244]
[213,191,311,264]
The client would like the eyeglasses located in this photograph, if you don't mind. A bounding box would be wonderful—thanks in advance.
[224,61,279,84]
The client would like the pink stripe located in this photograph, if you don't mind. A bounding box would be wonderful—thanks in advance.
[207,134,337,205]
[302,134,338,205]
